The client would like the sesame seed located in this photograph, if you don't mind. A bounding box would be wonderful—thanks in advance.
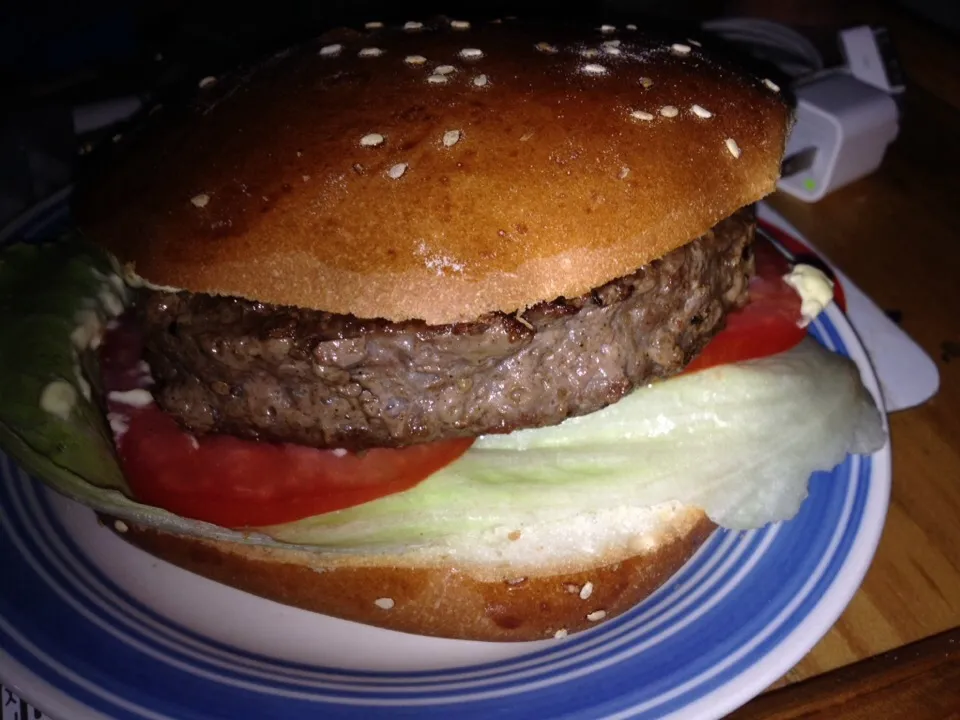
[604,46,622,56]
[190,193,210,208]
[630,109,654,121]
[660,105,679,118]
[554,629,569,639]
[319,44,342,57]
[435,64,456,74]
[387,163,408,179]
[619,167,631,179]
[198,75,217,89]
[579,582,594,600]
[691,104,713,118]
[586,610,607,622]
[582,63,607,75]
[331,448,348,457]
[519,131,535,141]
[442,129,461,147]
[473,74,488,87]
[302,175,310,182]
[360,133,385,147]
[114,519,129,533]
[365,21,383,29]
[460,48,483,59]
[405,55,427,65]
[404,21,423,31]
[763,78,781,93]
[602,39,621,49]
[688,38,702,47]
[626,23,638,31]
[358,47,383,57]
[671,43,692,55]
[427,74,448,84]
[451,20,470,30]
[374,597,395,610]
[599,24,616,34]
[725,138,742,158]
[639,76,653,88]
[580,48,600,58]
[536,42,558,54]
[565,583,579,593]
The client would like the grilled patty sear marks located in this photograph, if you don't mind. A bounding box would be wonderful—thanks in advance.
[139,209,755,449]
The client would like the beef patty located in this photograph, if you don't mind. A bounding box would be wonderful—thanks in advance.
[139,208,755,449]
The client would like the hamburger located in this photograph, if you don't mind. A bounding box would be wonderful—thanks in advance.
[0,16,884,641]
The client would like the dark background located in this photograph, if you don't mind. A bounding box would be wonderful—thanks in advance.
[1,0,956,105]
[0,1,721,104]
[0,0,957,228]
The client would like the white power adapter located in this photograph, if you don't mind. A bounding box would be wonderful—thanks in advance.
[775,24,903,201]
[702,20,903,202]
[776,70,900,201]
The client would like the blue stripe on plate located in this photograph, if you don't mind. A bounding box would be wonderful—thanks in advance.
[10,469,756,693]
[0,470,772,716]
[7,465,767,695]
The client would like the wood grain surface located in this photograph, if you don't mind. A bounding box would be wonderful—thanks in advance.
[730,627,960,719]
[724,0,960,712]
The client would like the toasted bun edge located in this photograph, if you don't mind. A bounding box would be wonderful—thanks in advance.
[102,507,714,641]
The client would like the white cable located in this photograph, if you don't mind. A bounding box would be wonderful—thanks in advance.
[701,17,825,77]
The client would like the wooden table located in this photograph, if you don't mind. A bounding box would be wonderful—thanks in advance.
[727,1,960,715]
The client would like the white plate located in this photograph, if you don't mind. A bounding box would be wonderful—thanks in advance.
[0,198,891,719]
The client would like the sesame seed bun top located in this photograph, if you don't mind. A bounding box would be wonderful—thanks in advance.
[74,16,790,324]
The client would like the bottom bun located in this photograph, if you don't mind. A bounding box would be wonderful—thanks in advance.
[101,507,714,641]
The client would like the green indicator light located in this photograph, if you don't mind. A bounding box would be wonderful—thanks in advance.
[803,178,817,192]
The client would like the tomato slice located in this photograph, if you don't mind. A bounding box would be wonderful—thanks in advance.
[101,320,473,528]
[683,235,807,374]
[115,405,472,528]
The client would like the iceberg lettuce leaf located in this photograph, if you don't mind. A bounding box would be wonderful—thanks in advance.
[262,339,885,547]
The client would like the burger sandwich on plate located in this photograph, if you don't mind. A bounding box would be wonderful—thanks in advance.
[0,16,885,641]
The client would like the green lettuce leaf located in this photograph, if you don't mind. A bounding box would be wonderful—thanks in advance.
[0,241,126,492]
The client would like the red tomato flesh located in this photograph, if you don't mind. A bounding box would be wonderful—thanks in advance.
[683,235,807,374]
[100,320,472,528]
[117,407,472,528]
